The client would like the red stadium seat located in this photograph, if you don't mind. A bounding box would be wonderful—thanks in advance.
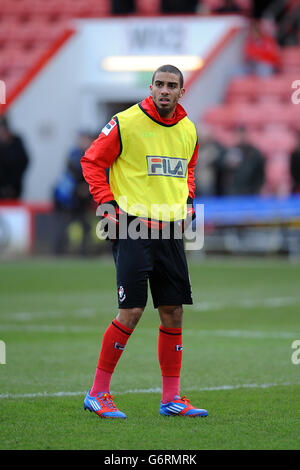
[280,46,300,73]
[248,130,297,157]
[201,0,224,10]
[0,45,44,69]
[0,0,111,17]
[235,105,265,129]
[226,77,256,103]
[208,126,236,147]
[201,0,250,13]
[136,0,160,15]
[236,104,295,129]
[0,0,33,16]
[264,155,292,195]
[0,0,112,107]
[280,46,300,64]
[204,101,298,136]
[0,17,21,42]
[2,21,48,46]
[203,106,239,129]
[226,75,296,104]
[235,0,251,10]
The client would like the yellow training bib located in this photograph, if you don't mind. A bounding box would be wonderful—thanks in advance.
[109,103,197,221]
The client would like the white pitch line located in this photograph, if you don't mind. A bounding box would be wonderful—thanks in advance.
[0,324,298,339]
[0,381,299,400]
[0,324,93,333]
[192,296,299,312]
[1,296,299,324]
[184,329,299,339]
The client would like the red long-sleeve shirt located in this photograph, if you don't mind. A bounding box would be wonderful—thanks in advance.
[81,96,198,205]
[244,33,281,66]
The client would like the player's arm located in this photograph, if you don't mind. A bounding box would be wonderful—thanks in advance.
[81,118,122,239]
[179,140,198,234]
[187,140,198,200]
[186,140,199,219]
[80,118,120,205]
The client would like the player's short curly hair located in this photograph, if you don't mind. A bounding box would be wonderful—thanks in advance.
[152,65,184,88]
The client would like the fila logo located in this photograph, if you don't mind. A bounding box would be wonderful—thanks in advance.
[176,345,183,351]
[146,156,187,178]
[114,342,125,351]
[101,118,117,136]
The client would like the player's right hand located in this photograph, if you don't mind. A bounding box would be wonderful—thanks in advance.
[97,200,120,240]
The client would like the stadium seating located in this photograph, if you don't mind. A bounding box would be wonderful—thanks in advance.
[211,127,297,156]
[0,0,169,99]
[0,0,113,98]
[201,0,251,13]
[204,102,299,131]
[248,129,298,157]
[226,75,296,104]
[203,42,300,195]
[280,46,300,74]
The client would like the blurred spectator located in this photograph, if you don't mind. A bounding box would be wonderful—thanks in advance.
[161,0,198,13]
[194,126,227,196]
[0,116,29,200]
[214,0,243,14]
[53,131,94,256]
[222,126,265,195]
[254,0,300,46]
[243,19,281,76]
[110,0,136,14]
[277,0,300,46]
[251,0,275,19]
[290,133,300,194]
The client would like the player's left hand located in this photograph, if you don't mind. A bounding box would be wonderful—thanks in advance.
[173,197,195,237]
[183,196,195,231]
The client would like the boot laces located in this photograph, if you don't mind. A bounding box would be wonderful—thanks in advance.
[179,395,190,404]
[97,393,117,410]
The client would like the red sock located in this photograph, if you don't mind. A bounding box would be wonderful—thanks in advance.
[158,325,183,404]
[162,376,180,404]
[90,318,133,396]
[90,368,112,396]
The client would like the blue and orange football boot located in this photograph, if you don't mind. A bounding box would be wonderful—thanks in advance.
[84,390,126,419]
[160,395,208,417]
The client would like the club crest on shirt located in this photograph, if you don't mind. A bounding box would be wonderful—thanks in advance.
[146,156,187,178]
[101,118,117,136]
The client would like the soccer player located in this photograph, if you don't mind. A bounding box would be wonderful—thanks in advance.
[80,65,208,419]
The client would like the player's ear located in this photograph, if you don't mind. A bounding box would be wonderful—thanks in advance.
[149,84,153,93]
[179,88,186,99]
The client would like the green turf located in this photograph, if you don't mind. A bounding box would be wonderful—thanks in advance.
[0,256,300,450]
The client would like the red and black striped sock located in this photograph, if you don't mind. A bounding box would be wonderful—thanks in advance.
[90,318,133,396]
[158,325,183,403]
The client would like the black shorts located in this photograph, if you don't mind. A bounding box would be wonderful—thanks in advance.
[111,236,193,309]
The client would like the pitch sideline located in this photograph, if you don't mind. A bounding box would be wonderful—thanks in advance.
[0,380,299,400]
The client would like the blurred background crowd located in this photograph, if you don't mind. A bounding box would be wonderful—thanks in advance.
[0,0,300,257]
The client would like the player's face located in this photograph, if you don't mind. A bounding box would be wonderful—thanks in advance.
[150,72,185,118]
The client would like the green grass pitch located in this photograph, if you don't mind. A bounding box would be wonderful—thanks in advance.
[0,256,300,450]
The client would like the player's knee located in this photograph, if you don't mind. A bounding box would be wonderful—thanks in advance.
[161,305,183,316]
[117,307,144,329]
[158,305,183,328]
